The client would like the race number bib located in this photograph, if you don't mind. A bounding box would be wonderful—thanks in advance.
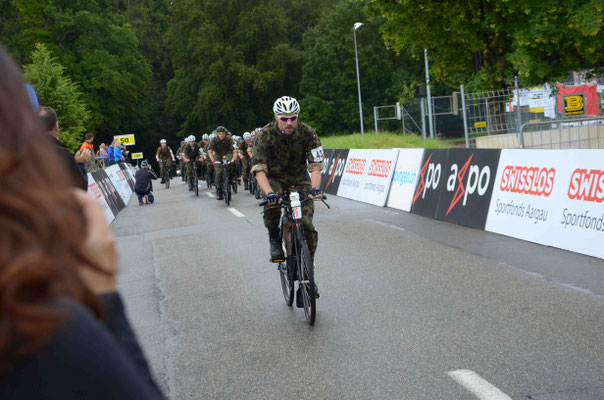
[310,146,324,162]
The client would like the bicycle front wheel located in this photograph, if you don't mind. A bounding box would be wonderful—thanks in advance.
[194,170,199,197]
[224,172,231,206]
[165,169,170,189]
[278,261,294,306]
[297,236,316,325]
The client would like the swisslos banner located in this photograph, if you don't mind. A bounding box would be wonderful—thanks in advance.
[485,149,604,259]
[337,149,399,206]
[386,149,425,212]
[321,148,349,195]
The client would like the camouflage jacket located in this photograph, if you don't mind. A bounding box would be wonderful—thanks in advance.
[208,136,235,159]
[184,143,200,160]
[156,146,173,160]
[238,140,251,160]
[251,121,323,182]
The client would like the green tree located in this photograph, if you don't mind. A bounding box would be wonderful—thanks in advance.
[300,0,422,134]
[369,0,604,89]
[165,0,331,135]
[23,43,90,151]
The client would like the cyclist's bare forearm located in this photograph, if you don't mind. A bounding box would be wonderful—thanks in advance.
[255,171,273,195]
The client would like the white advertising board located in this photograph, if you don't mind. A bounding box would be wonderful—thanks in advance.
[386,149,425,212]
[106,164,132,204]
[337,149,399,206]
[337,149,372,201]
[358,149,399,206]
[485,149,604,259]
[87,172,115,224]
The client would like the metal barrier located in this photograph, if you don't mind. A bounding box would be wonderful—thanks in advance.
[519,117,604,149]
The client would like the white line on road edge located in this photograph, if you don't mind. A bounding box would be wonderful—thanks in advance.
[228,208,245,218]
[375,220,406,232]
[206,192,215,198]
[447,370,512,400]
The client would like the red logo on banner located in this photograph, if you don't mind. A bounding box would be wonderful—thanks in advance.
[367,159,392,178]
[412,153,433,204]
[500,165,555,196]
[446,154,473,215]
[345,158,366,175]
[568,169,604,203]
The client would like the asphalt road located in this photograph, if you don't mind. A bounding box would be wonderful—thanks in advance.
[111,178,604,400]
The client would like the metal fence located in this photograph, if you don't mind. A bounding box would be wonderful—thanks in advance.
[379,76,604,149]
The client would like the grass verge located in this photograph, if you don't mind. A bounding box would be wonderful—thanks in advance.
[320,133,459,149]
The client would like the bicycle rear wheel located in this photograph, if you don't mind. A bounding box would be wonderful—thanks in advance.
[165,168,170,189]
[278,261,294,306]
[296,235,316,325]
[224,172,231,206]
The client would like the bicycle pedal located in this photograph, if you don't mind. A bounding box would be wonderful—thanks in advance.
[271,257,286,263]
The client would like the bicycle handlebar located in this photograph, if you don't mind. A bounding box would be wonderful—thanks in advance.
[259,195,329,208]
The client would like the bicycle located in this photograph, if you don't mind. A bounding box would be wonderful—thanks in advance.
[260,189,329,325]
[214,157,235,205]
[205,161,215,189]
[160,160,171,189]
[189,160,199,196]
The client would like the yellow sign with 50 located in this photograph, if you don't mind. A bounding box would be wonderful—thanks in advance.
[114,134,136,146]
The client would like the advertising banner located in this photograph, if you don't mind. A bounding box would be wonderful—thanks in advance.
[87,173,115,224]
[322,148,350,196]
[485,149,604,259]
[435,149,501,229]
[386,149,425,212]
[337,149,373,201]
[319,148,334,191]
[105,164,133,204]
[410,149,449,218]
[118,162,136,191]
[91,169,126,217]
[357,149,399,206]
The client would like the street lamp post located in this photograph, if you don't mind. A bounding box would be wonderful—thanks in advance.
[353,22,364,135]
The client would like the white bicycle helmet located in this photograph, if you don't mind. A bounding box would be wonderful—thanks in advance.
[273,96,299,115]
[160,139,167,144]
[188,135,196,142]
[243,132,251,140]
[202,134,209,140]
[184,137,190,143]
[210,133,217,140]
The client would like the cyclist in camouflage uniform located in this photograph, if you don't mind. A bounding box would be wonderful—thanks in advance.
[251,96,324,296]
[156,139,176,184]
[183,135,201,191]
[238,132,253,190]
[176,140,186,179]
[208,126,237,200]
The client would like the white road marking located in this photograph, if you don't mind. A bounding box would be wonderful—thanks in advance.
[447,370,512,400]
[206,192,215,198]
[228,207,245,218]
[375,220,406,232]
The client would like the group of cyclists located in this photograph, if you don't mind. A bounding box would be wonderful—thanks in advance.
[153,96,326,301]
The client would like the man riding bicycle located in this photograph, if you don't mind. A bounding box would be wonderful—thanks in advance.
[208,126,237,200]
[183,135,201,191]
[251,96,324,295]
[156,139,176,184]
[238,132,253,190]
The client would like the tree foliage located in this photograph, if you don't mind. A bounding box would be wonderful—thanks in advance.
[369,0,604,89]
[23,43,90,151]
[300,0,422,134]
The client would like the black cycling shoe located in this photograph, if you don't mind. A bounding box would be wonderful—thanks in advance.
[216,196,224,200]
[268,228,285,262]
[314,282,320,299]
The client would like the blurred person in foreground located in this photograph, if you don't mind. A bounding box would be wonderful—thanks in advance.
[0,44,166,399]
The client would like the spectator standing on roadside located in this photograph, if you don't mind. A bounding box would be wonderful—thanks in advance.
[97,143,108,168]
[120,143,129,163]
[106,141,115,166]
[77,132,95,174]
[38,106,89,191]
[113,140,124,163]
[0,42,166,400]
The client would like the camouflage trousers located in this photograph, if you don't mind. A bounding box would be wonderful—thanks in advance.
[159,159,172,180]
[186,161,199,183]
[241,157,250,180]
[262,178,318,259]
[214,154,234,189]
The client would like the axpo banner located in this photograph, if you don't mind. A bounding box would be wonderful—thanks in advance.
[435,149,501,229]
[486,149,604,259]
[321,148,350,196]
[337,149,398,206]
[386,149,425,212]
[410,149,449,218]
